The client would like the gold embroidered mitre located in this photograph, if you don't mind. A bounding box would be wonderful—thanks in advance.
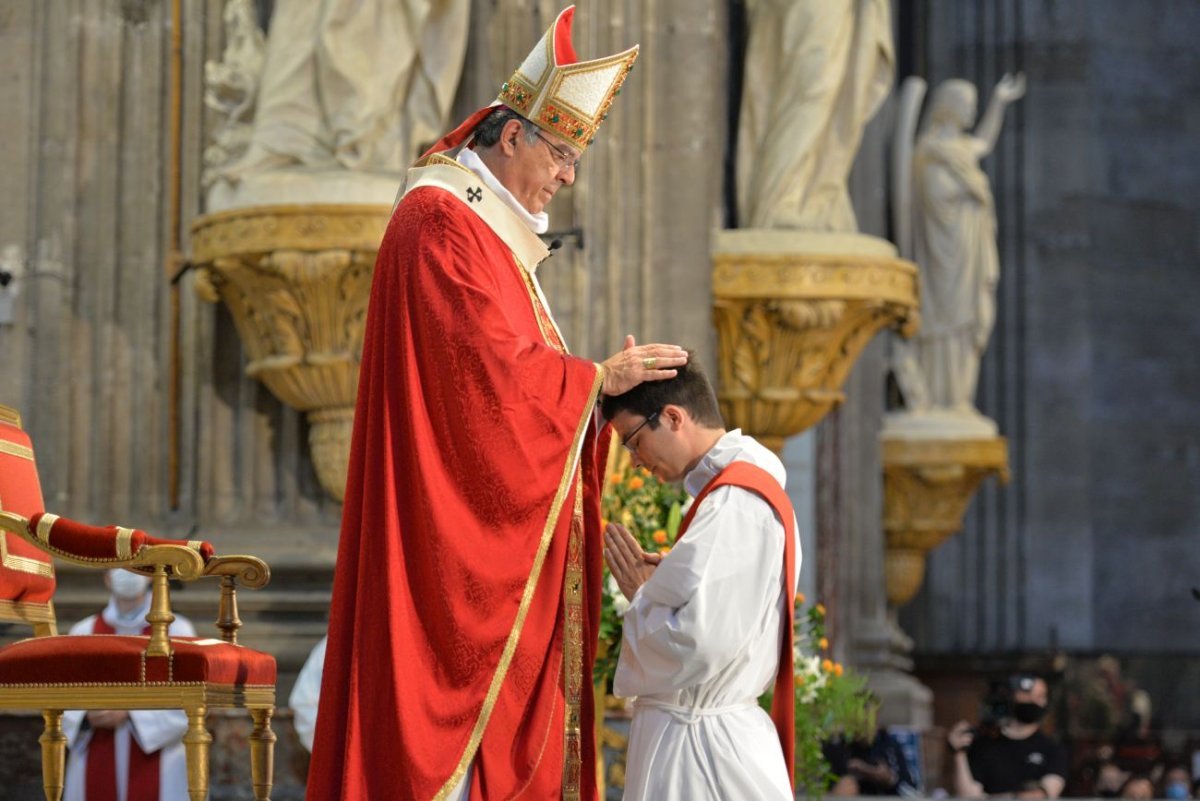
[497,5,638,151]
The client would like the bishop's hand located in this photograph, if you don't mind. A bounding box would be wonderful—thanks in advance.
[604,522,661,601]
[600,335,687,396]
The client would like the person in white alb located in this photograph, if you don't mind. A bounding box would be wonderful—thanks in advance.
[601,356,801,801]
[62,569,196,801]
[289,635,328,752]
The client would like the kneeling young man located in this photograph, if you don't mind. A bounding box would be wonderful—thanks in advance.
[602,357,801,800]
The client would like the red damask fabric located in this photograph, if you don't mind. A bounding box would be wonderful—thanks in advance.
[307,187,608,801]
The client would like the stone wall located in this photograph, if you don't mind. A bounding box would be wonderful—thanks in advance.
[898,0,1200,726]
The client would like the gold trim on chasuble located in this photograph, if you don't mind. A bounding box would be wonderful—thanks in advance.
[561,480,586,800]
[431,161,603,799]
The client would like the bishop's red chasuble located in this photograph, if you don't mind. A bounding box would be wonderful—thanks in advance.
[306,156,609,801]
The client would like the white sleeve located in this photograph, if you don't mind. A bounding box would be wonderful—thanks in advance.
[613,486,785,697]
[129,709,189,753]
[289,636,328,752]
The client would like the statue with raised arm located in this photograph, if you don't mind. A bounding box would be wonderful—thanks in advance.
[206,0,470,208]
[890,73,1026,427]
[736,0,894,232]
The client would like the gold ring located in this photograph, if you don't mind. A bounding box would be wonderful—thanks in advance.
[642,357,657,369]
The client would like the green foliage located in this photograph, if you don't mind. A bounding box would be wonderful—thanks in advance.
[595,461,687,687]
[789,602,878,795]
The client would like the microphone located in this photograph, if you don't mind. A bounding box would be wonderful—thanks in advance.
[549,238,563,251]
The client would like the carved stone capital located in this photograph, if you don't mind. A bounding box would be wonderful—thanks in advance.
[191,204,391,501]
[881,434,1010,606]
[712,232,919,451]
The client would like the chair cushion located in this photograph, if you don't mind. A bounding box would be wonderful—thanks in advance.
[0,635,276,686]
[0,421,55,605]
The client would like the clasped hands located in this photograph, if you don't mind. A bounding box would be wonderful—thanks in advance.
[604,522,662,602]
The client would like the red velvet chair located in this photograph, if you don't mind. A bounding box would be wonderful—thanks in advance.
[0,404,277,801]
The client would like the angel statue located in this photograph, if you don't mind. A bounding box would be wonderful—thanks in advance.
[890,73,1026,426]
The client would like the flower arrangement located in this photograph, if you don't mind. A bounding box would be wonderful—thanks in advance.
[596,458,688,686]
[790,597,878,794]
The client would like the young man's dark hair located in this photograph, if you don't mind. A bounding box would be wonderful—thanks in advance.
[601,350,724,429]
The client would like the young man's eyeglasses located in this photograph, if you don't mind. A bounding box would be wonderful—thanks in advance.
[621,411,660,454]
[534,130,581,172]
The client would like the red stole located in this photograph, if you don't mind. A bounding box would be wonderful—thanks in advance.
[678,460,797,785]
[306,185,607,801]
[85,616,160,801]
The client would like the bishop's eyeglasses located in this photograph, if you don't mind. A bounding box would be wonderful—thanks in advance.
[534,130,581,172]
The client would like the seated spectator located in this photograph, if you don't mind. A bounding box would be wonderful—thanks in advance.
[825,729,919,795]
[1119,773,1155,800]
[1094,759,1130,798]
[1162,765,1194,800]
[947,674,1068,798]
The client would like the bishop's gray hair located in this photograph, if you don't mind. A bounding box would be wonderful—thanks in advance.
[472,107,540,149]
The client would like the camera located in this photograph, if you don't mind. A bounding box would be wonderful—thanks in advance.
[979,673,1039,726]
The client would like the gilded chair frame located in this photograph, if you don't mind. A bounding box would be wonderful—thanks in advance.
[0,467,276,801]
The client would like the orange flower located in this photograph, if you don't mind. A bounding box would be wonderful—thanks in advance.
[601,518,609,529]
[815,603,826,617]
[795,591,806,605]
[796,674,806,686]
[833,663,844,677]
[639,467,651,476]
[627,476,645,490]
[657,546,671,555]
[651,529,668,544]
[818,637,829,650]
[609,473,622,485]
[822,658,834,673]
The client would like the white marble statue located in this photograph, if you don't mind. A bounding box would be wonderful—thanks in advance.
[736,0,894,232]
[206,0,470,208]
[203,0,266,187]
[890,73,1026,430]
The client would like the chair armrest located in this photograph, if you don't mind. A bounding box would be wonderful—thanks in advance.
[203,556,272,644]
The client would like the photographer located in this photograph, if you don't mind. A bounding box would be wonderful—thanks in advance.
[948,674,1068,798]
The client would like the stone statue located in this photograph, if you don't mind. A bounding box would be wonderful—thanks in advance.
[202,0,266,187]
[206,0,470,208]
[891,73,1026,425]
[736,0,894,232]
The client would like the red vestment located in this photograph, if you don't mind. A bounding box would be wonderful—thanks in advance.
[307,160,609,801]
[85,617,160,801]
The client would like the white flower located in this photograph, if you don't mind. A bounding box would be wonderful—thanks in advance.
[795,655,827,704]
[606,573,631,617]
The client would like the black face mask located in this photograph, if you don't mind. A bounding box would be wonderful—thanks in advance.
[1012,702,1047,724]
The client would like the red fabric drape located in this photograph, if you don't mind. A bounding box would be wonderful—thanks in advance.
[677,460,797,786]
[307,186,607,801]
[85,616,160,801]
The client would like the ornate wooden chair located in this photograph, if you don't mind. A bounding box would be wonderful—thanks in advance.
[0,404,277,801]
